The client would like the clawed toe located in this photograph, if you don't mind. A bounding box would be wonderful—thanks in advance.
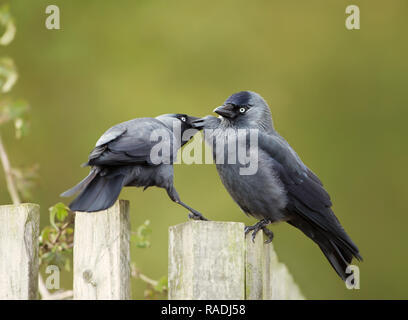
[245,219,272,243]
[251,230,258,243]
[244,225,262,243]
[188,212,208,221]
[244,225,254,235]
[262,228,274,244]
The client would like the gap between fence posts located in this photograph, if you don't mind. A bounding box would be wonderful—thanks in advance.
[73,200,131,300]
[0,203,40,300]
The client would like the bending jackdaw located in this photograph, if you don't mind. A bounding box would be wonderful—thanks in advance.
[193,91,362,281]
[61,114,207,220]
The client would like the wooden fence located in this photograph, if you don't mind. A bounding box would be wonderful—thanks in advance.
[0,201,304,300]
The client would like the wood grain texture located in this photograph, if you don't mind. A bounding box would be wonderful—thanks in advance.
[168,221,245,300]
[169,221,304,300]
[245,232,264,300]
[0,203,40,300]
[263,240,304,300]
[73,200,131,300]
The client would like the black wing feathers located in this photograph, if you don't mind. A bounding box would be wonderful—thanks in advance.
[273,159,361,260]
[261,132,363,275]
[87,118,173,167]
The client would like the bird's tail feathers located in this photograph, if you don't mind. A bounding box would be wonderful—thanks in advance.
[60,167,100,197]
[317,237,352,281]
[288,216,362,281]
[68,171,126,212]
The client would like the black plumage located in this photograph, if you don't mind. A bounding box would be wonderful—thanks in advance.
[193,91,362,281]
[61,114,207,220]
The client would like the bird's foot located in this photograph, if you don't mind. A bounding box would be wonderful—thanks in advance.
[188,210,209,221]
[245,219,271,243]
[262,227,274,244]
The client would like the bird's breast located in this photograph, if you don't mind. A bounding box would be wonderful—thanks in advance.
[216,158,288,222]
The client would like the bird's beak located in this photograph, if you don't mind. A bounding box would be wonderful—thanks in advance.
[213,105,236,119]
[186,116,199,125]
[191,117,205,130]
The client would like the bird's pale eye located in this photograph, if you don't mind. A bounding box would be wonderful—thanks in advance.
[181,117,186,122]
[239,107,246,114]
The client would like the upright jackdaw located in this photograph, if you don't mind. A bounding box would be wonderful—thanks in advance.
[61,114,207,220]
[193,91,362,281]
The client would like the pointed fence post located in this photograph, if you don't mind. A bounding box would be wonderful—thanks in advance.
[73,200,131,300]
[0,203,40,300]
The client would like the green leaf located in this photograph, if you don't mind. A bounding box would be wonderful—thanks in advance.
[49,202,69,226]
[14,118,29,139]
[7,100,29,119]
[0,4,16,46]
[49,208,58,230]
[138,220,151,237]
[131,233,150,248]
[52,252,67,269]
[0,57,18,93]
[49,213,57,230]
[154,276,168,293]
[0,99,29,125]
[42,251,55,264]
[40,226,53,243]
[131,220,152,248]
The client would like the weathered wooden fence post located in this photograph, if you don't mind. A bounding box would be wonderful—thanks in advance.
[73,200,131,300]
[169,221,304,300]
[0,204,40,300]
[247,232,305,299]
[245,231,265,300]
[168,221,245,299]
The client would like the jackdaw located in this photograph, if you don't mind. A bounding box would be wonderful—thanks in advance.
[192,91,362,281]
[61,113,207,220]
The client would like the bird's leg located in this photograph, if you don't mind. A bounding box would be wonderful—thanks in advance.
[245,219,272,243]
[179,201,209,221]
[166,187,208,221]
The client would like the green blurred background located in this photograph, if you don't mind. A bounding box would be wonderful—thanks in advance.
[1,0,407,299]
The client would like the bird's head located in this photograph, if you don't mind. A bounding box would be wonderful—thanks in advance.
[156,113,199,132]
[213,91,274,131]
[156,114,200,146]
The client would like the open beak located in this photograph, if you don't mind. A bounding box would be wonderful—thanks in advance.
[191,117,205,130]
[213,105,236,119]
[186,116,199,125]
